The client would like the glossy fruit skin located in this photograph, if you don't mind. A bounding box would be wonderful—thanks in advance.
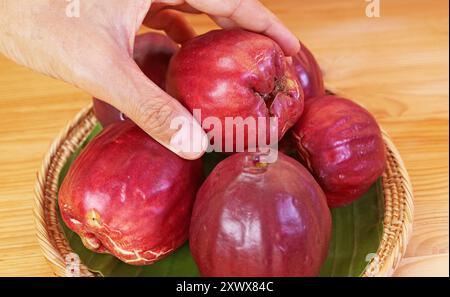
[59,121,203,265]
[167,29,304,150]
[93,32,178,127]
[292,42,325,100]
[189,152,331,276]
[292,95,386,208]
[93,99,126,126]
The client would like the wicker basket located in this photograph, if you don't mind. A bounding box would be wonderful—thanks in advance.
[34,105,414,277]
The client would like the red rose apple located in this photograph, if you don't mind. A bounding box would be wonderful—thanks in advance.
[167,29,304,151]
[292,95,386,208]
[59,121,203,265]
[189,152,331,276]
[93,32,178,127]
[292,42,325,100]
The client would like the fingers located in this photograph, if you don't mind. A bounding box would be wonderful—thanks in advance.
[185,0,300,55]
[143,7,196,44]
[210,15,237,29]
[152,1,202,14]
[101,55,208,160]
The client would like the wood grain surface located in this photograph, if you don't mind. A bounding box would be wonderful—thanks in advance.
[0,0,448,276]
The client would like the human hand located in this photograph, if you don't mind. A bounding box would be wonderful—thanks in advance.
[0,0,299,159]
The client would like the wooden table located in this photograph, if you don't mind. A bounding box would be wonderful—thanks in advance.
[0,0,448,276]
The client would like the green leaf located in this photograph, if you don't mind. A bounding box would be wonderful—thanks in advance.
[201,151,229,177]
[319,181,384,277]
[57,124,384,277]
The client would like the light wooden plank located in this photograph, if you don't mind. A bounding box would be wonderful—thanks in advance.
[0,0,448,276]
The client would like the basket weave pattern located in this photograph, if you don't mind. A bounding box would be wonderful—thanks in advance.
[34,106,414,277]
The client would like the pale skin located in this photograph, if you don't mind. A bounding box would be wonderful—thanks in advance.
[0,0,299,159]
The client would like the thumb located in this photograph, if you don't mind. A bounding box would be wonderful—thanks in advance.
[98,55,208,160]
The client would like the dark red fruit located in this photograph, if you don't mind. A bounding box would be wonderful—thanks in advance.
[189,152,331,276]
[292,42,325,100]
[167,29,304,151]
[59,121,202,265]
[93,32,178,127]
[292,95,386,208]
[93,99,126,126]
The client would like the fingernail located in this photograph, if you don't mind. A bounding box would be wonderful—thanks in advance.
[290,39,301,56]
[169,116,208,160]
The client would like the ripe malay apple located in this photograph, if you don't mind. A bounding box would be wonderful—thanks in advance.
[59,121,203,265]
[292,95,386,208]
[189,152,331,276]
[292,42,325,100]
[166,29,304,151]
[93,32,178,127]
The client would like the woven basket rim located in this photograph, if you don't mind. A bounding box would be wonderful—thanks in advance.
[34,105,414,277]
